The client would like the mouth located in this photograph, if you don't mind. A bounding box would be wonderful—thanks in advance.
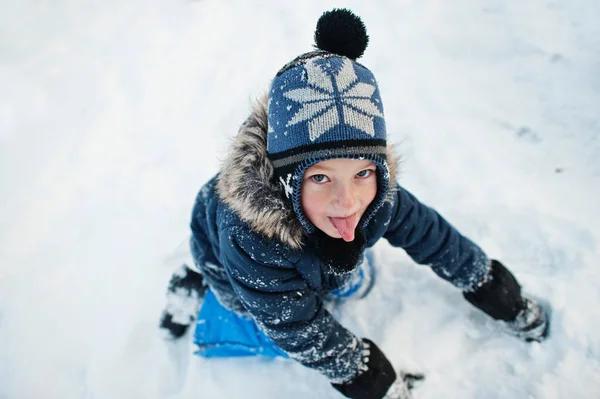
[328,213,358,242]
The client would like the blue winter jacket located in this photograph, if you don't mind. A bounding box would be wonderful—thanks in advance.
[190,98,490,383]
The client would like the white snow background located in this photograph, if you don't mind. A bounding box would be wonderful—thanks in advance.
[1,0,599,398]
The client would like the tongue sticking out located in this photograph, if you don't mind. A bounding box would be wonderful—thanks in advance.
[329,214,357,242]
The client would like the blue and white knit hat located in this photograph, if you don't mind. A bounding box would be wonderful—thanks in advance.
[267,9,389,234]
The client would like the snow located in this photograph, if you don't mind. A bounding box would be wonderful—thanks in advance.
[1,0,599,398]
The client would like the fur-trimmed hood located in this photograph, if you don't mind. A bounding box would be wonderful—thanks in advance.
[216,96,399,249]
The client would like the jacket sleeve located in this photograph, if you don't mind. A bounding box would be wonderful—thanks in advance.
[221,226,364,384]
[384,185,490,290]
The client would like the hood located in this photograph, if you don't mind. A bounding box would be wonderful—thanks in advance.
[216,95,399,249]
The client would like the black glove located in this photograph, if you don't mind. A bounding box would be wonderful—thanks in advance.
[463,260,524,321]
[332,339,424,399]
[159,264,207,339]
[463,260,549,342]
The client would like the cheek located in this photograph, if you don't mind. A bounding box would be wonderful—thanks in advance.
[360,180,378,206]
[300,186,326,221]
[368,182,377,202]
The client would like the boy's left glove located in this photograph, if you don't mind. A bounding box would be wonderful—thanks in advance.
[159,264,207,340]
[463,260,550,342]
[332,339,424,399]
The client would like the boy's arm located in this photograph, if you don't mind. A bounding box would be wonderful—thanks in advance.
[383,185,490,290]
[221,226,365,384]
[223,227,424,397]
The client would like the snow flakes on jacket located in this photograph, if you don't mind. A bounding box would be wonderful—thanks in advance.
[189,96,490,383]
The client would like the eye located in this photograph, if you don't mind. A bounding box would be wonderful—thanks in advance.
[310,174,330,183]
[356,169,375,178]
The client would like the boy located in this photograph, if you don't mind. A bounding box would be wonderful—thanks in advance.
[159,9,549,399]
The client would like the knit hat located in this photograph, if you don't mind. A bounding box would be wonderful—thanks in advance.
[267,9,389,234]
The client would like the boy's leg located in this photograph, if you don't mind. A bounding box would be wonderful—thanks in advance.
[159,264,207,340]
[463,260,549,342]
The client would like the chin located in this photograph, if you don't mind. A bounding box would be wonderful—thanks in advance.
[317,225,340,239]
[329,231,343,239]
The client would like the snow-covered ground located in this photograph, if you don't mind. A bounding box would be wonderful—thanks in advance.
[1,0,599,398]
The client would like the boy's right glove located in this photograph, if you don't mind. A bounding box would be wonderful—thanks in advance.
[332,339,424,399]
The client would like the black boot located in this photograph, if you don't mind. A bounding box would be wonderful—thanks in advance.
[463,260,549,342]
[159,264,207,340]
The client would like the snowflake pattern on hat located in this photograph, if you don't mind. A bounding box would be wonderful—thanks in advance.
[267,56,386,155]
[283,59,384,141]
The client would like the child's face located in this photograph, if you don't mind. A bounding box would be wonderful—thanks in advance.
[301,158,377,242]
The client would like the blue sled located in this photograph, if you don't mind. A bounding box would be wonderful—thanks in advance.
[193,289,288,359]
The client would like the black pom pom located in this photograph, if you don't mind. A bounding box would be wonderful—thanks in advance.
[314,9,369,60]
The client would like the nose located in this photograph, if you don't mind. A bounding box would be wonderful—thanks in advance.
[333,182,356,211]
